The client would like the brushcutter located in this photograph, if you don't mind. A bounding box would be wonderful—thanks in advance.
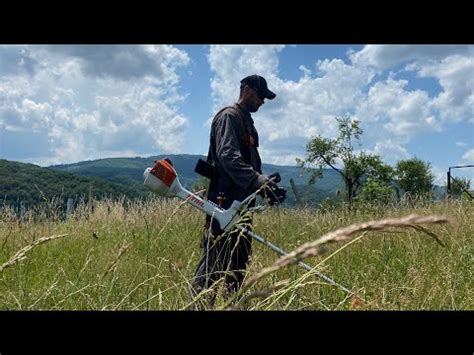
[143,158,356,296]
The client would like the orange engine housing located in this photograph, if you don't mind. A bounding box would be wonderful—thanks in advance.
[149,159,177,187]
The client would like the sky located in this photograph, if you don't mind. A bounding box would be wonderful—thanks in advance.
[0,45,473,185]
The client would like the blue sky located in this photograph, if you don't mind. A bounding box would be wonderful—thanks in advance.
[0,45,473,185]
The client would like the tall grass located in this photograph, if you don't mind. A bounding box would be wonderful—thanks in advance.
[0,197,472,310]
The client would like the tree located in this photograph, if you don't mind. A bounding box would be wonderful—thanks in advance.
[356,177,394,204]
[395,158,434,198]
[298,116,394,203]
[450,177,472,199]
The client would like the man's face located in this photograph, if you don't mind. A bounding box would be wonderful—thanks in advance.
[246,86,265,113]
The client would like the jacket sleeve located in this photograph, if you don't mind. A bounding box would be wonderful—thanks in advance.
[213,111,261,190]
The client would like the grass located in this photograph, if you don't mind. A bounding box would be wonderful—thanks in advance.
[0,197,472,310]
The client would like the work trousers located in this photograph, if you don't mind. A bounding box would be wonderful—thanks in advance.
[190,214,253,307]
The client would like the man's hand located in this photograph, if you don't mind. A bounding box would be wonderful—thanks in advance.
[257,174,275,187]
[266,185,287,205]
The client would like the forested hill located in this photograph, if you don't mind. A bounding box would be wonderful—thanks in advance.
[0,159,148,206]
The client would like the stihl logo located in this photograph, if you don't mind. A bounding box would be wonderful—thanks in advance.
[188,195,204,208]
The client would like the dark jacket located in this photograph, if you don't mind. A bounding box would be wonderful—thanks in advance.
[207,103,262,205]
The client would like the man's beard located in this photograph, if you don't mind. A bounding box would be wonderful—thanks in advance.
[249,103,260,113]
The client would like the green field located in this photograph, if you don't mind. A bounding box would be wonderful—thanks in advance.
[0,198,472,310]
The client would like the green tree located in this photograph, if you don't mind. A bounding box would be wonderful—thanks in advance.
[395,158,434,198]
[450,177,472,199]
[298,116,394,203]
[356,177,394,204]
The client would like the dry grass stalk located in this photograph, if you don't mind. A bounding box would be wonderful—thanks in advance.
[227,279,290,310]
[28,276,60,309]
[51,283,97,310]
[112,272,165,310]
[253,233,371,310]
[244,214,449,290]
[149,197,190,248]
[101,241,132,279]
[0,234,68,273]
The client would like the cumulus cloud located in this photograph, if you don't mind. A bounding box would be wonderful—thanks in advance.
[349,45,472,70]
[462,149,474,162]
[0,45,190,165]
[372,140,411,165]
[355,75,441,145]
[351,45,473,126]
[351,45,473,123]
[42,45,190,82]
[411,54,474,123]
[208,45,285,112]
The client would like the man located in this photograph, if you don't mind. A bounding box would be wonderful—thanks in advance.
[190,74,286,307]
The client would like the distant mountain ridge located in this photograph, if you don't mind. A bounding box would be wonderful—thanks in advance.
[48,154,345,203]
[1,155,447,208]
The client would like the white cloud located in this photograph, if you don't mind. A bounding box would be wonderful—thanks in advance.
[350,45,472,70]
[0,45,190,165]
[351,45,473,126]
[372,140,411,165]
[299,65,311,77]
[412,54,474,123]
[41,45,190,82]
[355,76,441,145]
[456,141,468,147]
[208,45,285,112]
[462,149,474,162]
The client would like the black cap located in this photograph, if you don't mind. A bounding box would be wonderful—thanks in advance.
[240,74,276,100]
